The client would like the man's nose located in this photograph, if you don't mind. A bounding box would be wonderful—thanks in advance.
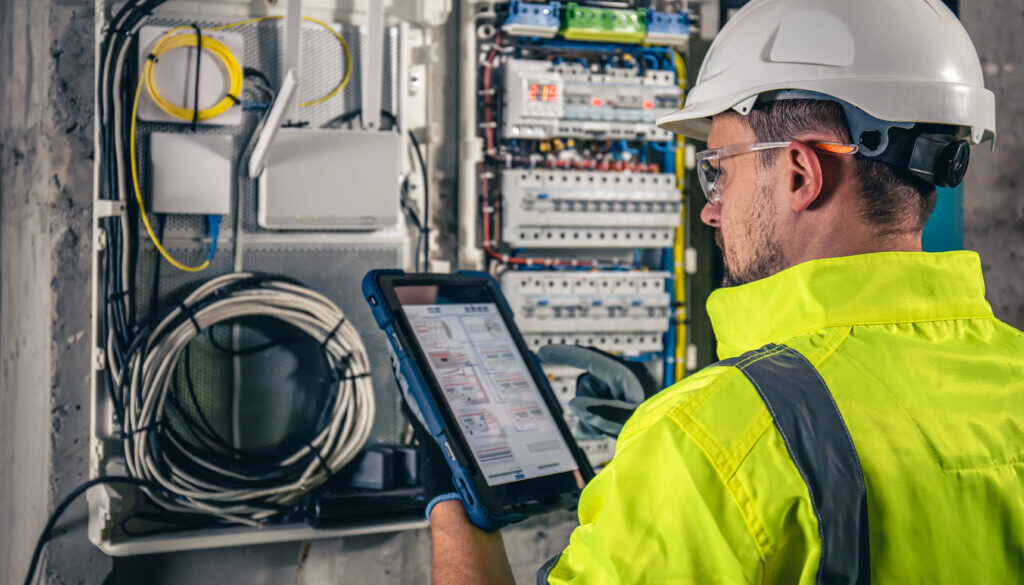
[700,202,721,228]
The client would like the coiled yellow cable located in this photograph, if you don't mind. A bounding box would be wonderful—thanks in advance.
[143,29,244,121]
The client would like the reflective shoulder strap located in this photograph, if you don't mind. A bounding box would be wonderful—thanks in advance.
[718,343,871,585]
[537,553,560,585]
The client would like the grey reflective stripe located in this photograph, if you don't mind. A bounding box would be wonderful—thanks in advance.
[536,553,560,585]
[718,344,871,585]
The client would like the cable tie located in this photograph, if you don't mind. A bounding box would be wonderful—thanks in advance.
[190,24,202,132]
[337,372,371,383]
[177,301,201,334]
[328,352,355,384]
[122,419,163,438]
[146,53,159,63]
[304,439,333,482]
[320,317,346,351]
[225,93,241,104]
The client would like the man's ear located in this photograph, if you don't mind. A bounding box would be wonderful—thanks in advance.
[784,141,824,212]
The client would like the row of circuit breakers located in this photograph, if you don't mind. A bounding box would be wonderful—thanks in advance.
[505,59,678,141]
[485,0,692,465]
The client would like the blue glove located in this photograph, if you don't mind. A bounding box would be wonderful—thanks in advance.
[537,345,659,438]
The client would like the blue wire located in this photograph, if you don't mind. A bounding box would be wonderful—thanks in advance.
[621,352,660,363]
[206,215,221,261]
[661,247,676,387]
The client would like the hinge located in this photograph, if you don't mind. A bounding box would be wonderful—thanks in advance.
[96,227,108,251]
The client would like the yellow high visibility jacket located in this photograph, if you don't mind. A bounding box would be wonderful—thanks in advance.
[544,251,1024,584]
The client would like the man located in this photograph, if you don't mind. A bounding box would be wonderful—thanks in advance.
[427,0,1023,583]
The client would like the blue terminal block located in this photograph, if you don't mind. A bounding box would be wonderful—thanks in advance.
[645,10,690,46]
[502,0,561,38]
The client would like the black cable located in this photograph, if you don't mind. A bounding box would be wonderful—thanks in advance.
[23,476,165,585]
[242,67,273,91]
[190,23,202,131]
[406,128,431,273]
[148,214,164,320]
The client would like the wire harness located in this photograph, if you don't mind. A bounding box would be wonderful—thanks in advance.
[118,273,376,525]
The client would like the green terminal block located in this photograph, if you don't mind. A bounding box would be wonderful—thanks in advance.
[562,2,647,43]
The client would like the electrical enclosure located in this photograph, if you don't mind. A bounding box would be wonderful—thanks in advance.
[89,0,446,555]
[89,0,704,557]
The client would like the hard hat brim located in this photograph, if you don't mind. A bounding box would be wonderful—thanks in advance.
[656,106,714,142]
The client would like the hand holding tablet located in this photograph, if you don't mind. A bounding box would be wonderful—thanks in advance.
[363,270,593,530]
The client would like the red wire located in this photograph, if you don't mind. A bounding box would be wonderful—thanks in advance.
[478,35,596,269]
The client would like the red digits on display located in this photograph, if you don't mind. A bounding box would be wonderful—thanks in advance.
[528,83,541,101]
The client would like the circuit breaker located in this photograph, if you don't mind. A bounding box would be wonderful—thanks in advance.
[501,169,680,248]
[504,58,678,141]
[502,271,671,354]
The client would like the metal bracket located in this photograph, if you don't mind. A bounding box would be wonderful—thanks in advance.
[94,199,125,218]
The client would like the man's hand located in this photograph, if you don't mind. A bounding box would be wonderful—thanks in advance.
[429,500,516,585]
[404,404,516,585]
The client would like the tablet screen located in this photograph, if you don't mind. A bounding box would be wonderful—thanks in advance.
[397,286,579,486]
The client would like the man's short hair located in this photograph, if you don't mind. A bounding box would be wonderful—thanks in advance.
[745,99,938,235]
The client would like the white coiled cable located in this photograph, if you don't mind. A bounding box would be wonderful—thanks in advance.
[120,272,375,525]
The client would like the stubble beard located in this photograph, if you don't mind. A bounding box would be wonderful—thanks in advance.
[719,178,787,287]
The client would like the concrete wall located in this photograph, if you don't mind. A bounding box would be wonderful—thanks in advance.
[1,1,1021,584]
[961,1,1024,329]
[1,1,106,584]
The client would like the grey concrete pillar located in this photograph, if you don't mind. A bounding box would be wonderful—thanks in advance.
[1,1,105,584]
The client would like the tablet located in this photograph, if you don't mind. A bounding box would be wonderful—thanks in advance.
[363,270,593,529]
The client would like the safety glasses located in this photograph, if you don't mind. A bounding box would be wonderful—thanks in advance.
[695,141,859,205]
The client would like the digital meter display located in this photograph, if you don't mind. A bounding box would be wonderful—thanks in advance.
[527,82,560,103]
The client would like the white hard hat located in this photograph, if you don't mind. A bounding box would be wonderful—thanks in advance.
[657,0,996,148]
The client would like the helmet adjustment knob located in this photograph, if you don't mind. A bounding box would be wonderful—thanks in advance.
[935,139,970,188]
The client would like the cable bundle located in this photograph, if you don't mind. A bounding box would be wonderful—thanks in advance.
[119,273,375,525]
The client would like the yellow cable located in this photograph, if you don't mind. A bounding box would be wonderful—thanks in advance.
[131,42,211,273]
[143,29,244,121]
[673,50,688,380]
[208,15,352,108]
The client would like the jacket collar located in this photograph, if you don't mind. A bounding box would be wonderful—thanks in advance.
[707,251,993,360]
